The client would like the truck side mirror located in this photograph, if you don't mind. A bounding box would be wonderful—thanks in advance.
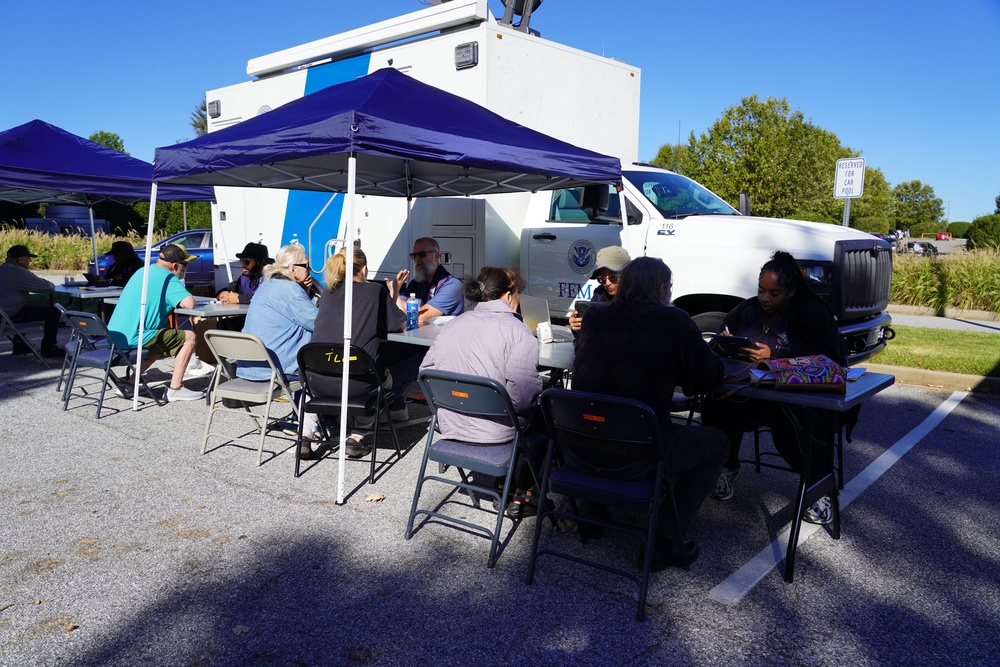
[738,192,751,216]
[581,185,610,216]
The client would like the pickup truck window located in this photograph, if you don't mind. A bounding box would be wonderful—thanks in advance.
[625,171,738,219]
[549,185,635,224]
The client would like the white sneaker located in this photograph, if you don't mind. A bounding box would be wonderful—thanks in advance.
[183,358,216,379]
[804,496,833,525]
[166,386,205,402]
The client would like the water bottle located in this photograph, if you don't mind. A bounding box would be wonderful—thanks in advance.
[405,293,419,330]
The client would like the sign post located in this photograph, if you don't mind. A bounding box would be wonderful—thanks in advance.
[834,157,866,227]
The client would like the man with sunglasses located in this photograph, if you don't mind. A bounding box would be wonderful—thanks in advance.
[387,237,464,322]
[108,244,205,402]
[568,245,630,332]
[382,237,464,420]
[216,242,272,305]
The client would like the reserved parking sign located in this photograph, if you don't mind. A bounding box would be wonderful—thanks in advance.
[834,158,866,199]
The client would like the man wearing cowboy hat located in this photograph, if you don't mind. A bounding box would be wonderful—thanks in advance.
[0,245,64,357]
[216,242,272,304]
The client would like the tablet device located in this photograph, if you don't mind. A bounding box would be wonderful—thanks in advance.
[575,301,601,316]
[709,334,755,358]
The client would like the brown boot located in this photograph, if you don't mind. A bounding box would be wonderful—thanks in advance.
[298,440,317,461]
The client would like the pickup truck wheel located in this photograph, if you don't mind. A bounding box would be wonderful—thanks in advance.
[692,311,726,341]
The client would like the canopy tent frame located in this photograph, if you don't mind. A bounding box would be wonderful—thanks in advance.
[150,68,621,504]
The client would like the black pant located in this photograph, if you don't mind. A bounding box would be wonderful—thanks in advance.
[563,422,728,537]
[701,397,834,483]
[10,305,60,350]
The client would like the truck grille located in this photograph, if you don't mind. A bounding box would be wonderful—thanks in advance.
[835,239,893,320]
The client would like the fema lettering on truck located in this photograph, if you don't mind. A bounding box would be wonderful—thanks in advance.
[558,282,594,299]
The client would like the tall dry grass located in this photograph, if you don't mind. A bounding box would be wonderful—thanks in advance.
[0,229,154,271]
[891,249,1000,313]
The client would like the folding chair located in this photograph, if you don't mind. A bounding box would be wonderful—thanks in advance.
[55,303,108,395]
[61,311,164,418]
[295,343,403,481]
[0,305,48,367]
[670,391,700,425]
[405,370,544,568]
[526,388,687,622]
[200,330,302,466]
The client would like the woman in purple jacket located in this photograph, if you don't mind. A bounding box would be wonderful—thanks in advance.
[419,266,544,516]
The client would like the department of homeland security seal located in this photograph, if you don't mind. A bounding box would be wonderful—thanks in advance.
[568,239,596,274]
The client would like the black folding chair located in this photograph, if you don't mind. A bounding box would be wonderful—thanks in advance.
[526,388,687,622]
[295,343,403,481]
[0,304,48,367]
[55,303,108,396]
[61,311,164,418]
[405,369,544,568]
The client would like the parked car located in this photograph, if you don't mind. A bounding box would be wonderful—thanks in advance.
[87,229,214,289]
[870,232,888,241]
[905,241,939,256]
[936,231,952,240]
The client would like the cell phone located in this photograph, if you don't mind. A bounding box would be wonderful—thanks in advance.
[575,301,600,316]
[709,333,755,358]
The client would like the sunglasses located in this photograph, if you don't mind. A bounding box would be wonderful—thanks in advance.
[240,258,254,265]
[409,250,437,259]
[293,263,309,270]
[596,273,619,285]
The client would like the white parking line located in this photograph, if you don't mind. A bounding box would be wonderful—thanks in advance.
[709,390,968,605]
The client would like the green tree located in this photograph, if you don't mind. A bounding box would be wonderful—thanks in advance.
[88,130,128,155]
[847,166,894,232]
[682,95,848,221]
[651,142,688,173]
[133,200,211,234]
[190,99,208,138]
[892,180,944,230]
[966,213,1000,250]
[948,221,971,238]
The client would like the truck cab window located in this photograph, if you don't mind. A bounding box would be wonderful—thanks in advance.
[549,185,624,224]
[627,171,738,219]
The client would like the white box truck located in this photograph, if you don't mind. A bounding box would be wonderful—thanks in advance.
[205,0,893,362]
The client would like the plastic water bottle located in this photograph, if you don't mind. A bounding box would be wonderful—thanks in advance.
[406,293,419,330]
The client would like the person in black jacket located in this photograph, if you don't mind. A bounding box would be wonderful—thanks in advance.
[573,257,728,569]
[217,242,271,305]
[701,250,845,525]
[97,241,144,287]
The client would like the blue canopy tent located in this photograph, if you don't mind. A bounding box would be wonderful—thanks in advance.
[152,67,621,502]
[0,119,214,266]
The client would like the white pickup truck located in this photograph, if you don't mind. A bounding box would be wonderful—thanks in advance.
[520,164,895,364]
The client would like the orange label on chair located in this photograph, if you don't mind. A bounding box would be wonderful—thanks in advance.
[451,390,469,398]
[583,413,605,422]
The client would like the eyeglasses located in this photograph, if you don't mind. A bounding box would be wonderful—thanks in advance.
[409,250,437,259]
[596,272,619,285]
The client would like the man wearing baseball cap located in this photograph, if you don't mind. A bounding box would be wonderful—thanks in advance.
[0,245,64,357]
[108,243,204,402]
[568,245,631,332]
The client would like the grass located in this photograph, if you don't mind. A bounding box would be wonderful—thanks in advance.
[892,250,1000,312]
[874,325,1000,378]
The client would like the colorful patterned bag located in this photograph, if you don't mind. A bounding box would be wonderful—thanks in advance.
[756,355,847,393]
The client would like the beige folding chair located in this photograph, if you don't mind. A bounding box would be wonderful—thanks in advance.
[200,330,302,465]
[0,305,48,367]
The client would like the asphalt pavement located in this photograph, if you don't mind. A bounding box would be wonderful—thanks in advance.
[1,330,998,666]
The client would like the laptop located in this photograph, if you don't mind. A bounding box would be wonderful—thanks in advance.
[518,295,575,342]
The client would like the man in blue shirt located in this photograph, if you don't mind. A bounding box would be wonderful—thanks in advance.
[108,244,204,402]
[382,237,465,420]
[387,237,464,322]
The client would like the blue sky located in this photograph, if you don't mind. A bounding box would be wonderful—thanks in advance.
[3,0,997,223]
